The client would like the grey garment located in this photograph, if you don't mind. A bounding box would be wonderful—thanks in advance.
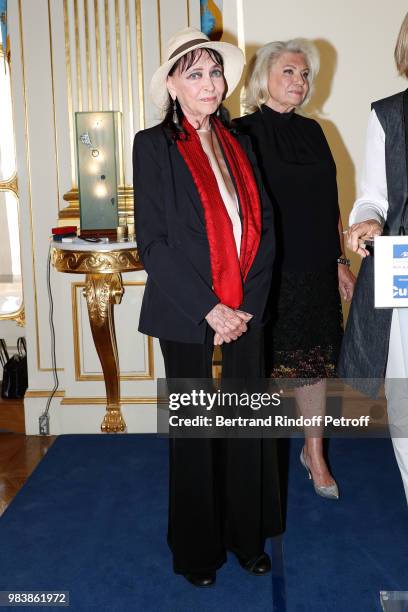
[337,90,408,397]
[337,257,392,397]
[374,91,408,235]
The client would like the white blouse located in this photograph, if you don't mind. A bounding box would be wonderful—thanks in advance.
[349,109,388,226]
[197,129,242,255]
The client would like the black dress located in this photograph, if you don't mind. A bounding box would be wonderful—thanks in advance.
[235,105,343,379]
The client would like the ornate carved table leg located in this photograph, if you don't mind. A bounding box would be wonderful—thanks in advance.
[83,273,126,432]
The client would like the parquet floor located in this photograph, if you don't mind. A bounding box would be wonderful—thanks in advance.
[0,433,56,517]
[0,397,25,434]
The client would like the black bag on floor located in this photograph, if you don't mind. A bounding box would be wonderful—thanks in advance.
[0,339,9,375]
[1,337,28,399]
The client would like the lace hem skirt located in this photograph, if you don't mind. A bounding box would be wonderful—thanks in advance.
[266,266,343,381]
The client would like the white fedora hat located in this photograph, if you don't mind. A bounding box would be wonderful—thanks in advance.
[150,27,245,111]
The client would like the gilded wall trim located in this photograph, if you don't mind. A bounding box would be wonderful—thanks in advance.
[63,0,77,186]
[84,0,92,109]
[47,0,62,215]
[135,0,144,129]
[25,390,66,398]
[0,304,25,326]
[0,175,18,195]
[94,0,102,108]
[156,0,162,63]
[61,395,157,404]
[25,390,157,403]
[53,247,140,274]
[74,0,82,110]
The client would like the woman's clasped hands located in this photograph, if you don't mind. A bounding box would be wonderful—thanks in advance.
[205,303,253,345]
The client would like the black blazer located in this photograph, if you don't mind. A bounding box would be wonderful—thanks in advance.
[132,124,275,343]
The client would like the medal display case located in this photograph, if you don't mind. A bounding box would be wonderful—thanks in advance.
[75,111,123,234]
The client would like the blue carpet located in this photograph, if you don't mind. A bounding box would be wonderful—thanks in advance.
[284,438,408,611]
[0,436,406,612]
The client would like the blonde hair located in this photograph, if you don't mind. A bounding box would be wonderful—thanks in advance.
[244,39,320,113]
[395,12,408,78]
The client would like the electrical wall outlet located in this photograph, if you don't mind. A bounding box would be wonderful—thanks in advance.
[39,414,50,435]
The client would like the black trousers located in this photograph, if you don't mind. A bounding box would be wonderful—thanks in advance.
[160,325,283,574]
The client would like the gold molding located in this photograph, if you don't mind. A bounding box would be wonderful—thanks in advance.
[47,0,62,215]
[0,175,18,195]
[74,0,82,110]
[61,396,157,404]
[25,390,157,403]
[71,280,154,381]
[84,0,92,109]
[14,306,25,327]
[115,0,123,113]
[53,247,140,274]
[25,390,66,398]
[125,0,133,139]
[186,0,190,27]
[105,0,112,108]
[63,0,77,186]
[94,0,102,109]
[156,0,162,63]
[0,305,25,327]
[135,0,144,129]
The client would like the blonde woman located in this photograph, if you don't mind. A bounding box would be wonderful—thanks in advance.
[235,39,355,499]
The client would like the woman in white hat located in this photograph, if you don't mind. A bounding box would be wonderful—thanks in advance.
[133,28,283,587]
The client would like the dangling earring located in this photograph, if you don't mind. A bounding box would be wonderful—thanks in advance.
[216,106,221,118]
[172,98,179,126]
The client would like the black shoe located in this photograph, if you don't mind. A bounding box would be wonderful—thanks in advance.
[183,572,216,587]
[235,551,271,575]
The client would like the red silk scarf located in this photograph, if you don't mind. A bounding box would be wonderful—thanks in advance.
[176,117,261,309]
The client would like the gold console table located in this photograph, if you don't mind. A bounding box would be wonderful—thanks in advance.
[51,241,142,433]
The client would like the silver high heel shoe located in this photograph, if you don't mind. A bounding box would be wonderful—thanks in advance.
[300,447,339,500]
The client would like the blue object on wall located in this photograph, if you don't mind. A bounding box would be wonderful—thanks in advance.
[200,0,223,41]
[0,0,7,51]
